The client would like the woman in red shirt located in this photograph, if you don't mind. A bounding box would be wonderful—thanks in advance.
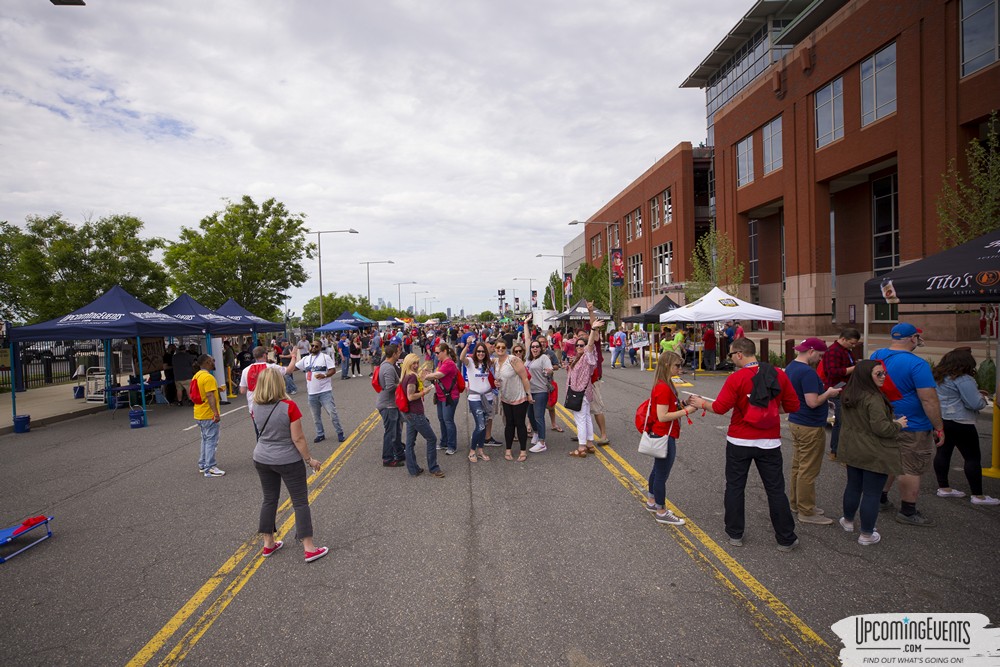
[643,351,696,525]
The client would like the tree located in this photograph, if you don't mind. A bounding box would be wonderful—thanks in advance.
[0,222,24,321]
[164,196,314,320]
[685,225,745,303]
[477,310,494,322]
[938,111,1000,248]
[429,311,448,321]
[542,270,566,312]
[4,213,168,323]
[301,292,364,327]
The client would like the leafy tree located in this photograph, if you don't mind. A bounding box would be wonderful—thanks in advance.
[570,260,625,320]
[0,222,25,321]
[938,111,1000,247]
[429,311,448,321]
[301,292,364,327]
[477,310,494,322]
[4,213,168,323]
[164,196,314,320]
[542,270,566,312]
[685,225,744,303]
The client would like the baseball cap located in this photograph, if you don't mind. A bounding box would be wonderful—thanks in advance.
[890,323,922,339]
[794,337,828,352]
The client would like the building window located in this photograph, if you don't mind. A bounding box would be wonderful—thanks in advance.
[608,225,620,250]
[650,196,660,230]
[591,233,602,258]
[627,254,644,299]
[748,219,759,287]
[634,208,643,239]
[625,212,633,243]
[872,173,900,321]
[653,242,673,286]
[962,0,999,76]
[737,135,754,187]
[762,116,782,174]
[664,188,673,223]
[815,77,844,148]
[861,43,897,126]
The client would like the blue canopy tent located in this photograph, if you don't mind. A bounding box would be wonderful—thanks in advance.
[352,311,376,328]
[215,298,285,344]
[315,320,358,333]
[161,293,250,352]
[9,285,204,427]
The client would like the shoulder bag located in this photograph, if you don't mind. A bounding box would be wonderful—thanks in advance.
[637,391,670,459]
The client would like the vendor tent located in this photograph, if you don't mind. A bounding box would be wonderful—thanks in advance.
[160,294,249,335]
[215,298,285,333]
[624,294,681,324]
[660,287,783,323]
[315,320,358,333]
[352,311,376,327]
[327,310,365,327]
[547,299,611,322]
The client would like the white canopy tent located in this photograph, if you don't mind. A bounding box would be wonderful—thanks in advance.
[659,286,783,323]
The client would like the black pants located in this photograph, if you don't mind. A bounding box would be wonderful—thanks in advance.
[350,357,361,374]
[934,420,984,495]
[724,441,797,545]
[502,401,529,452]
[255,460,313,541]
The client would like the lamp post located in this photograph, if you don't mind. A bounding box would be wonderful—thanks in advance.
[569,220,618,319]
[394,281,417,311]
[536,253,568,310]
[425,297,438,316]
[512,277,536,312]
[359,260,394,306]
[311,228,359,325]
[413,290,429,316]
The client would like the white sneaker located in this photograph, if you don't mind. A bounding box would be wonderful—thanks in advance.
[530,434,539,445]
[204,466,225,477]
[936,488,967,498]
[972,495,1000,505]
[858,531,881,546]
[528,442,547,453]
[838,517,855,532]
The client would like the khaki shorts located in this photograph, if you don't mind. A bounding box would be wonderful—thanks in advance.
[897,430,934,476]
[589,379,607,415]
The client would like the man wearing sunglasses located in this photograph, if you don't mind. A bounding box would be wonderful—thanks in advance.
[869,322,945,527]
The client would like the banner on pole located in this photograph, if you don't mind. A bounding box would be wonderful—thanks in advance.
[611,248,625,287]
[531,290,537,308]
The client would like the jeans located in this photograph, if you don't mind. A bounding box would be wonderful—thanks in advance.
[403,413,441,475]
[647,437,678,507]
[724,441,797,545]
[829,398,843,454]
[379,407,404,463]
[528,392,548,441]
[284,372,297,393]
[197,419,220,470]
[469,399,487,451]
[436,399,457,452]
[842,466,888,535]
[307,390,344,438]
[341,356,349,379]
[628,348,637,366]
[934,420,984,495]
[254,460,313,540]
[502,401,529,452]
[611,346,626,368]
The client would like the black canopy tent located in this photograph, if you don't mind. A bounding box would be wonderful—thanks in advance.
[622,294,681,324]
[862,229,1000,478]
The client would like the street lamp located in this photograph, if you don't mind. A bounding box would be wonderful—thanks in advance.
[394,281,417,311]
[536,253,568,310]
[359,260,394,306]
[425,297,438,315]
[310,228,359,325]
[569,220,618,319]
[512,277,536,312]
[413,290,429,316]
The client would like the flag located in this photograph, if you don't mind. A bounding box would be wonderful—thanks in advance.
[611,248,625,287]
[531,290,537,308]
[563,272,573,300]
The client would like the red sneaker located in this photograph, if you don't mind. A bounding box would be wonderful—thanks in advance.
[262,541,283,557]
[304,546,328,563]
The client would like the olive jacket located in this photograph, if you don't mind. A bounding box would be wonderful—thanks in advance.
[838,391,903,475]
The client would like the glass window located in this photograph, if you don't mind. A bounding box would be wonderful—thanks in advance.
[762,116,782,174]
[625,212,633,243]
[627,254,644,299]
[962,0,999,76]
[650,196,660,230]
[664,188,673,223]
[737,135,754,187]
[861,43,897,126]
[816,78,844,148]
[653,242,673,286]
[872,173,900,321]
[634,208,643,239]
[748,219,759,286]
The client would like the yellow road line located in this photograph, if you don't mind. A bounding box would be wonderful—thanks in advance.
[127,411,379,667]
[553,403,835,665]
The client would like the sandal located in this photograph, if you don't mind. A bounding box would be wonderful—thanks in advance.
[477,449,490,461]
[552,424,565,432]
[468,452,477,463]
[586,444,597,453]
[517,452,527,462]
[569,448,587,458]
[505,451,514,461]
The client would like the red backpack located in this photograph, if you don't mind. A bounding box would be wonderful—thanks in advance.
[372,370,383,393]
[456,373,466,393]
[190,371,206,405]
[395,378,410,412]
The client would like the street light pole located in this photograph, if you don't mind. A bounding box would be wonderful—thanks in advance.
[413,290,429,317]
[570,220,618,319]
[359,260,394,305]
[311,228,359,325]
[394,281,417,311]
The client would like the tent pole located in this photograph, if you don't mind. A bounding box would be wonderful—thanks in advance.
[862,304,870,361]
[105,339,113,409]
[9,340,17,425]
[136,336,148,426]
[986,329,1000,479]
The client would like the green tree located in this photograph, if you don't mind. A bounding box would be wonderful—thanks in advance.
[429,311,448,321]
[0,222,25,321]
[4,213,168,323]
[938,111,1000,248]
[477,310,494,322]
[300,292,363,327]
[685,225,745,303]
[542,270,566,311]
[164,196,314,320]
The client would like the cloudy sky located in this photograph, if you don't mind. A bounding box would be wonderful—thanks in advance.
[1,0,748,318]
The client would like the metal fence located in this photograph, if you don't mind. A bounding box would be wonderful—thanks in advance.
[0,340,101,392]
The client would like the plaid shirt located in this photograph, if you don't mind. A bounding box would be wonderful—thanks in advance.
[822,340,855,389]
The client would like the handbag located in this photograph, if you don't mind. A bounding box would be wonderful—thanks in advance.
[637,394,670,458]
[564,385,585,412]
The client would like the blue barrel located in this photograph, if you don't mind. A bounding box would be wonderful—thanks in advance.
[128,408,145,429]
[73,386,85,399]
[13,415,30,433]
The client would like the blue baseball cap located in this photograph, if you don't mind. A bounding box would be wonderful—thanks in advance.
[890,323,923,339]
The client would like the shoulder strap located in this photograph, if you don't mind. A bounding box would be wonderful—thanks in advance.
[255,403,281,442]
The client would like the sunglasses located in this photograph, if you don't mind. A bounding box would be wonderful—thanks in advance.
[530,345,540,348]
[576,343,586,348]
[874,371,886,378]
[513,349,524,354]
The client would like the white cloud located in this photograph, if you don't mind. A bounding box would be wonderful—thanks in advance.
[1,0,747,316]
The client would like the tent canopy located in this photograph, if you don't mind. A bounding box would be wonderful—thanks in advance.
[315,320,358,333]
[215,298,285,332]
[623,294,681,324]
[547,299,611,322]
[864,229,1000,304]
[10,285,204,342]
[660,286,782,323]
[160,293,249,335]
[352,311,376,325]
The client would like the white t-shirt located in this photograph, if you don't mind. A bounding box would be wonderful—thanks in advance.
[239,362,288,414]
[295,353,337,395]
[463,357,492,401]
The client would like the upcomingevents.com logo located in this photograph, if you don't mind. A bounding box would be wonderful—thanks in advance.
[832,614,1000,666]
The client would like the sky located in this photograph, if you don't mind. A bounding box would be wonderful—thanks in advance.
[1,0,750,319]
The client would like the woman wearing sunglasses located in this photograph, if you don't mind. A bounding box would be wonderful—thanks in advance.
[565,307,605,458]
[493,340,533,461]
[525,338,554,453]
[837,359,907,546]
[459,341,493,462]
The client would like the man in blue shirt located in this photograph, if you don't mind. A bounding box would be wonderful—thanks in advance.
[870,323,945,527]
[785,338,842,524]
[337,334,351,379]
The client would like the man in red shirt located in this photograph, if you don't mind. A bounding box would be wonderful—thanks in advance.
[689,338,801,551]
[822,328,860,459]
[702,325,717,371]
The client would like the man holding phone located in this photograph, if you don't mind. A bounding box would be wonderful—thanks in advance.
[824,328,861,459]
[785,338,843,524]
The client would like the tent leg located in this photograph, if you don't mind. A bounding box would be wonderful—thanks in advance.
[9,341,17,426]
[137,336,148,426]
[986,332,1000,479]
[862,304,870,361]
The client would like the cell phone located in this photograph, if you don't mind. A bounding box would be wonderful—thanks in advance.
[834,382,846,389]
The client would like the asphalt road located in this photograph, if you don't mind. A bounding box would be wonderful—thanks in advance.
[2,360,998,666]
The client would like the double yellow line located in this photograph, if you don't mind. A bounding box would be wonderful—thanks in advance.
[127,411,381,667]
[552,403,838,666]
